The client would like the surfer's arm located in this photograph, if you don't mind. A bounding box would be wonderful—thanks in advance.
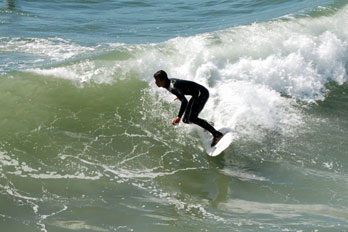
[167,80,188,124]
[175,92,187,119]
[169,89,187,125]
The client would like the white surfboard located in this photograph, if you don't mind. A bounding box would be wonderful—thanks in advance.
[206,132,233,157]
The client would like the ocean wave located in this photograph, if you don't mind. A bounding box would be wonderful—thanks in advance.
[18,4,345,142]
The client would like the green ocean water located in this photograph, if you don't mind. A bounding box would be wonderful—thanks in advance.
[1,0,348,231]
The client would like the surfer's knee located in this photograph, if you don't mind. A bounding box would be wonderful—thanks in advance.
[186,116,197,124]
[182,117,191,124]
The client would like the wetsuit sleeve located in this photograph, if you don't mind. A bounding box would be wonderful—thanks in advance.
[172,89,188,118]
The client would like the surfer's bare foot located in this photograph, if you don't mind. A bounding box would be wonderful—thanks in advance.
[211,132,224,147]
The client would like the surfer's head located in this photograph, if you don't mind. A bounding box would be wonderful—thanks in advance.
[154,70,169,88]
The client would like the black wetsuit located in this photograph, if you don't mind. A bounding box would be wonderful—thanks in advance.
[165,78,220,137]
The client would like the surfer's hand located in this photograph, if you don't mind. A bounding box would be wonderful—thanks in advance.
[172,117,181,126]
[174,97,179,101]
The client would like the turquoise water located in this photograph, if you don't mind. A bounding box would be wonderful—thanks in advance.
[1,0,348,231]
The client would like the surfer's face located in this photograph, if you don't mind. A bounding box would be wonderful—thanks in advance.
[155,77,166,88]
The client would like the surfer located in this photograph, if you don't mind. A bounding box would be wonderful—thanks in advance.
[153,70,223,147]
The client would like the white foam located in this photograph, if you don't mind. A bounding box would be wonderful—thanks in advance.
[0,151,19,167]
[147,5,348,138]
[0,37,94,61]
[0,151,101,180]
[28,172,102,180]
[27,60,117,84]
[26,43,134,84]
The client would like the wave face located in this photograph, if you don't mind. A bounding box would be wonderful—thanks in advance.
[1,2,348,232]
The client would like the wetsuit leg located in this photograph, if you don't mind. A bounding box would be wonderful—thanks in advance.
[192,116,219,136]
[183,90,220,137]
[182,98,194,124]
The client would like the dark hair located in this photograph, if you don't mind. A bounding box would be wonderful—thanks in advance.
[153,70,168,81]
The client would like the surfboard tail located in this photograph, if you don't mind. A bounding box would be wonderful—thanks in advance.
[207,132,233,157]
[211,133,224,147]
